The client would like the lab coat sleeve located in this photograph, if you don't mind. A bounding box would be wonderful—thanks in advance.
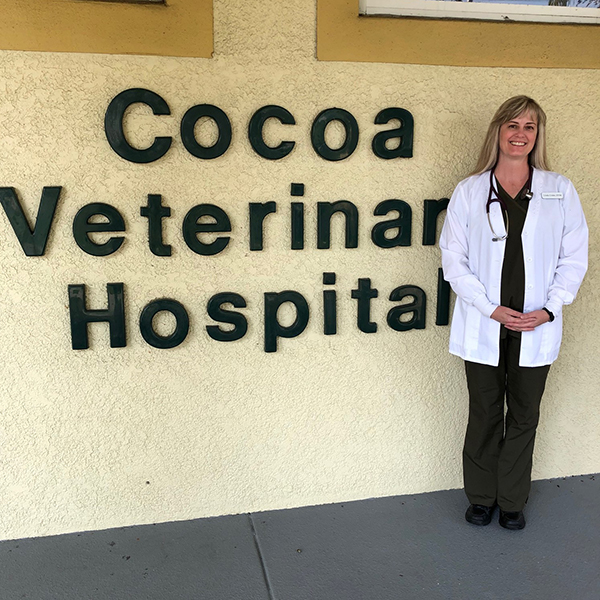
[440,182,497,318]
[544,181,588,316]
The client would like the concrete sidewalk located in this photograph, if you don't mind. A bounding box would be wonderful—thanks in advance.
[1,473,598,600]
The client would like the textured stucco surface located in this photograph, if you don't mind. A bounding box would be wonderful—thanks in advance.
[0,0,213,58]
[0,0,599,540]
[318,0,600,69]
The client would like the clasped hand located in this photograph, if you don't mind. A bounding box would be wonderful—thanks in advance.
[490,307,550,332]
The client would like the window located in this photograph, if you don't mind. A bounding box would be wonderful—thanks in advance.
[359,0,600,25]
[317,0,600,68]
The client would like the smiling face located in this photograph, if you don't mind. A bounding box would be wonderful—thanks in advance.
[498,112,538,162]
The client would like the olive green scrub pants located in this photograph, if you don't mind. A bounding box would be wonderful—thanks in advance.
[463,334,551,512]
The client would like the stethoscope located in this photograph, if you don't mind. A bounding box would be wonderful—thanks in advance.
[486,165,534,242]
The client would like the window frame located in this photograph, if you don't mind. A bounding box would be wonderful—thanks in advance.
[359,0,600,25]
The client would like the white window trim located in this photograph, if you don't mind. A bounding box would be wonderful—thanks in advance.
[85,0,164,4]
[359,0,600,25]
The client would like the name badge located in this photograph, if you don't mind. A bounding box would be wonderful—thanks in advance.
[542,192,563,199]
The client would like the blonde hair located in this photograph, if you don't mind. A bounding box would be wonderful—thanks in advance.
[471,96,550,175]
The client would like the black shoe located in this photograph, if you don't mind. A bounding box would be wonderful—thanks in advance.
[499,509,526,530]
[465,503,496,526]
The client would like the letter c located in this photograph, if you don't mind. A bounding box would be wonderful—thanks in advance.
[104,88,172,164]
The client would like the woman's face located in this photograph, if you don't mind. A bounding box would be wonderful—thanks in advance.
[498,112,538,161]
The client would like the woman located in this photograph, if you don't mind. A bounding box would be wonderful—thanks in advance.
[439,96,588,530]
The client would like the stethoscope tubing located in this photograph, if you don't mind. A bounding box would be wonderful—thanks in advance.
[486,165,533,242]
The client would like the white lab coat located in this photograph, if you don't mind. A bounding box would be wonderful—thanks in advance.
[440,168,588,367]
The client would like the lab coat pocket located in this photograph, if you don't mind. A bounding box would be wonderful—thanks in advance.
[464,305,482,351]
[539,316,563,363]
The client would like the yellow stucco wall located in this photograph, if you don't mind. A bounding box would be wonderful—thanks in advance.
[318,0,600,68]
[0,0,599,540]
[0,0,212,58]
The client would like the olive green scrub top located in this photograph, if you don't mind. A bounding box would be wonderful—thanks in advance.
[497,181,529,340]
